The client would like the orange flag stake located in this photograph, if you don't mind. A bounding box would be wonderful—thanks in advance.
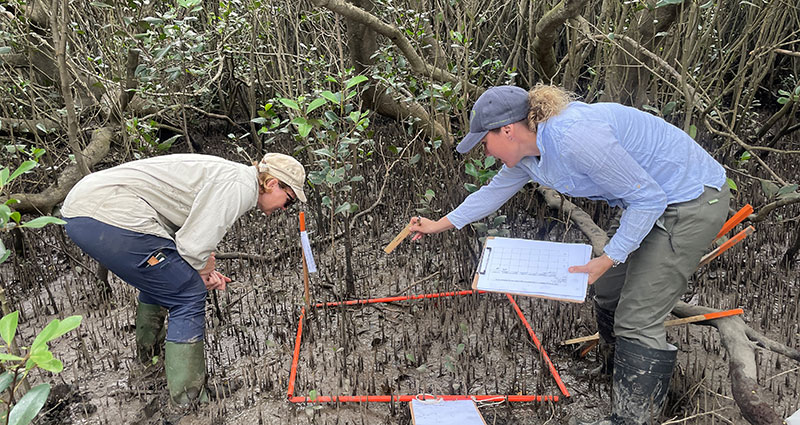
[299,212,311,310]
[715,204,753,241]
[562,308,745,345]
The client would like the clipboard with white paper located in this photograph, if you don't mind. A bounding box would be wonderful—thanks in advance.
[471,237,591,303]
[409,399,486,425]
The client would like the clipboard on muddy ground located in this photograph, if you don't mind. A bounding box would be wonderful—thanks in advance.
[410,399,486,425]
[471,237,592,303]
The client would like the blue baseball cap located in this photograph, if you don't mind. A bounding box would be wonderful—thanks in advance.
[456,86,529,154]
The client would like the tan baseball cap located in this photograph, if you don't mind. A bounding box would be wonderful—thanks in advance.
[257,153,307,202]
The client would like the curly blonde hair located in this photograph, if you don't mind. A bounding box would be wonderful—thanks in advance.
[526,84,577,133]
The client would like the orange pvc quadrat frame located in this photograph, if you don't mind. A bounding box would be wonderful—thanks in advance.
[287,290,570,404]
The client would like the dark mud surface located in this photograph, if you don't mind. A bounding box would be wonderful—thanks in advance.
[3,148,799,424]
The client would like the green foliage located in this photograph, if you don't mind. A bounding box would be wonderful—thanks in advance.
[759,179,799,201]
[6,384,49,425]
[177,0,202,9]
[266,69,374,220]
[687,124,697,140]
[415,189,437,216]
[462,156,507,242]
[777,86,800,105]
[252,103,288,139]
[124,118,178,154]
[443,325,469,374]
[736,151,751,167]
[133,6,207,82]
[661,101,677,117]
[654,0,684,8]
[471,213,510,244]
[0,312,82,425]
[303,390,322,416]
[0,148,66,264]
[463,156,497,193]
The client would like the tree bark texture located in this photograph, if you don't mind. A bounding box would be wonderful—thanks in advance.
[51,0,90,177]
[531,0,590,83]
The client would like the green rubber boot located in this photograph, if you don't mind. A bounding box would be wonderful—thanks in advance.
[135,302,168,365]
[165,341,208,405]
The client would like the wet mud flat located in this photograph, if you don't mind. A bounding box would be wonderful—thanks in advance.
[2,194,799,424]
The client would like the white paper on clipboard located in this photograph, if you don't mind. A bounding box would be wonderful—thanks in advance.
[473,237,591,303]
[409,399,486,425]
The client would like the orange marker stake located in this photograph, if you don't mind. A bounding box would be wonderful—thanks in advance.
[699,226,755,268]
[715,204,753,241]
[299,212,311,310]
[562,308,745,345]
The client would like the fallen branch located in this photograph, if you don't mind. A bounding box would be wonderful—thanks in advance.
[774,48,800,58]
[0,117,60,136]
[671,303,786,425]
[750,195,800,223]
[536,186,608,256]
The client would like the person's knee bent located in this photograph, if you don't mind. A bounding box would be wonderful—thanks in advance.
[165,296,206,343]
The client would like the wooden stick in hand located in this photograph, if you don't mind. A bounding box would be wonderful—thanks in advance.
[384,223,413,254]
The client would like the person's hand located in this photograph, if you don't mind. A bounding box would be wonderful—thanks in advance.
[409,216,431,241]
[203,270,231,291]
[408,216,454,241]
[568,255,615,285]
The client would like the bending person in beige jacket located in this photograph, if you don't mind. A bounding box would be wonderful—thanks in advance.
[62,153,307,405]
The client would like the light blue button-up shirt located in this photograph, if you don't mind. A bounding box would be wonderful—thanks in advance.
[447,101,726,263]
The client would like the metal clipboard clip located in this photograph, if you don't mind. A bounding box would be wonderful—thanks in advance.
[479,246,492,275]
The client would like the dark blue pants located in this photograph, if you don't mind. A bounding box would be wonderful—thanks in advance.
[65,217,207,343]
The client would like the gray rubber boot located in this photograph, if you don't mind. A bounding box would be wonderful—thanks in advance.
[165,341,208,405]
[573,338,677,425]
[610,337,677,424]
[590,302,616,378]
[135,302,168,365]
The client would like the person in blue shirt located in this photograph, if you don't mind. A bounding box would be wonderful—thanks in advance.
[409,85,730,424]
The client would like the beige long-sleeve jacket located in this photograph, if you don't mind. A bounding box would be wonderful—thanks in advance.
[62,154,258,270]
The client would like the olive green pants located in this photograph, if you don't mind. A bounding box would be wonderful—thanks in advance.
[594,185,731,350]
